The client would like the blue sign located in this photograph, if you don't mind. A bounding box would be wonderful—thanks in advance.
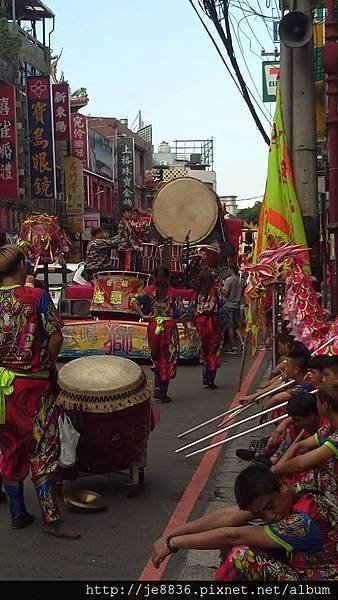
[27,76,56,201]
[273,21,280,43]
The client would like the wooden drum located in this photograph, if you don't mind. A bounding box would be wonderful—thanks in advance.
[57,356,152,477]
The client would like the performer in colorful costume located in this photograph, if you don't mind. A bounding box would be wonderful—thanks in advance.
[0,246,79,538]
[273,384,338,505]
[188,270,226,389]
[151,465,338,581]
[131,266,185,403]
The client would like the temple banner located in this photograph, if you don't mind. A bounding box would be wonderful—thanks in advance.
[117,137,135,208]
[53,83,71,141]
[0,84,19,198]
[65,156,84,215]
[71,113,88,167]
[27,75,56,200]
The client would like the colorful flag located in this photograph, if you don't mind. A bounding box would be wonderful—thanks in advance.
[255,87,308,263]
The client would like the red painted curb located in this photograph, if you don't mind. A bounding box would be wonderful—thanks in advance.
[139,350,266,580]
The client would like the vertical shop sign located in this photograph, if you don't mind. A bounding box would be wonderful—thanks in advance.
[27,75,56,200]
[71,113,88,167]
[65,156,84,215]
[53,83,71,141]
[117,137,135,208]
[0,84,19,198]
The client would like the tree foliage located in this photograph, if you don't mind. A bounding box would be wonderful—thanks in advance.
[0,9,22,67]
[237,201,262,225]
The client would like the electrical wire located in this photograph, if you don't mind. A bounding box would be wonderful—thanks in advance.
[189,0,271,129]
[194,0,270,144]
[229,13,271,123]
[188,0,246,99]
[257,0,275,45]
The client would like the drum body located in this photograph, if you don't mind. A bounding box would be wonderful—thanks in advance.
[67,402,150,473]
[141,243,160,273]
[57,356,152,474]
[91,271,150,314]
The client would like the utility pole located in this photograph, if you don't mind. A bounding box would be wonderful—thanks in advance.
[279,2,320,278]
[323,0,338,313]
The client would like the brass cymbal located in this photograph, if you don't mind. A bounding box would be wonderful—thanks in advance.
[64,489,107,512]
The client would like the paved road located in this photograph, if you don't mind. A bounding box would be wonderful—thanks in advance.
[0,354,263,581]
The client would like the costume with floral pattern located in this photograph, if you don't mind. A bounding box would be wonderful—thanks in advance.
[188,287,226,385]
[134,287,185,397]
[216,483,338,581]
[0,285,63,523]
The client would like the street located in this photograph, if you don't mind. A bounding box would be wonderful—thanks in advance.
[0,354,258,581]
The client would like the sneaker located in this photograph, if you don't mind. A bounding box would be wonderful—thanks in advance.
[208,383,218,390]
[11,513,35,529]
[157,396,172,404]
[236,448,257,461]
[225,347,237,354]
[236,448,271,466]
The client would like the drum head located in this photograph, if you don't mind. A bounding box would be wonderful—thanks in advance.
[58,356,145,397]
[153,178,218,244]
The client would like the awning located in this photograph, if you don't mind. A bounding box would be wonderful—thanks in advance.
[7,0,55,21]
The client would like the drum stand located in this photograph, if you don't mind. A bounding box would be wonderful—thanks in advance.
[184,229,191,289]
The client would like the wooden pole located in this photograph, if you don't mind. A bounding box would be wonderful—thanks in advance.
[238,330,250,391]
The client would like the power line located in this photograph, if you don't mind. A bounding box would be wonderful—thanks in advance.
[188,0,245,99]
[257,0,275,45]
[229,13,271,123]
[193,0,270,144]
[188,0,271,129]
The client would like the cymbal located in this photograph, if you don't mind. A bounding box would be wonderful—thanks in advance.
[64,489,107,512]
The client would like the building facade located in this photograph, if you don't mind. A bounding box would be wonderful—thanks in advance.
[0,0,54,238]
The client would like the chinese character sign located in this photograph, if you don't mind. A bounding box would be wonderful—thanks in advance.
[53,83,71,141]
[27,75,56,201]
[65,156,84,215]
[71,113,88,167]
[0,84,19,199]
[117,137,135,208]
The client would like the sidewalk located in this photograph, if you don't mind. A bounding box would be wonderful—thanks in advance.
[172,358,272,580]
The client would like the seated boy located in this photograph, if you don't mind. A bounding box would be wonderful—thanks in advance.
[240,347,312,409]
[322,355,338,384]
[273,384,338,504]
[151,464,337,581]
[236,391,321,466]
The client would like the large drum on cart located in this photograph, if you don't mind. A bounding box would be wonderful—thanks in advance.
[57,356,152,496]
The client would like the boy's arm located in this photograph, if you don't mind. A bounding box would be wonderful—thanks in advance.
[273,444,334,475]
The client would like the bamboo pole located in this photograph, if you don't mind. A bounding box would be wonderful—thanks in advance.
[175,400,288,454]
[185,414,286,459]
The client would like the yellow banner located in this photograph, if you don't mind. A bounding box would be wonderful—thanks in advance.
[65,157,84,215]
[255,88,308,262]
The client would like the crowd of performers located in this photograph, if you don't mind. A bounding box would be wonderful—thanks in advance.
[131,264,245,402]
[151,337,338,581]
[1,232,337,581]
[84,206,151,279]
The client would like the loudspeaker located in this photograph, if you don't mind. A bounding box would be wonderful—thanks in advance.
[59,299,91,319]
[279,11,313,48]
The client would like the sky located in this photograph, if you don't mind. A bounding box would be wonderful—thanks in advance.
[47,0,279,205]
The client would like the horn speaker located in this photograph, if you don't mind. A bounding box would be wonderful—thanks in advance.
[279,11,313,48]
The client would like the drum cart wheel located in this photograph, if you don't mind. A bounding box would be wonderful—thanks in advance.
[127,464,145,498]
